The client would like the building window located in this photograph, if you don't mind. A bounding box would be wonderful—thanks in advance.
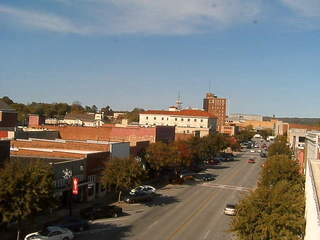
[154,117,156,120]
[162,117,164,120]
[188,119,190,122]
[187,130,189,133]
[181,118,184,121]
[194,119,197,122]
[146,116,148,120]
[167,117,169,120]
[175,118,177,121]
[200,119,203,122]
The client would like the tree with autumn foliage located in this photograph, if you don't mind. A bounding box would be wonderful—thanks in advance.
[101,157,146,201]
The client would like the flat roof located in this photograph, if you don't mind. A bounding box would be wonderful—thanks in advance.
[11,147,101,155]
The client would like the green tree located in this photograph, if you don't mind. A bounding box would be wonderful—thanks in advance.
[0,159,55,240]
[101,157,146,201]
[235,126,255,143]
[268,136,291,157]
[0,96,14,105]
[126,108,144,123]
[231,154,305,240]
[258,128,273,140]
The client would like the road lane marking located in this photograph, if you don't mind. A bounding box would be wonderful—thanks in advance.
[147,220,158,229]
[204,230,211,239]
[164,158,253,240]
[201,183,251,192]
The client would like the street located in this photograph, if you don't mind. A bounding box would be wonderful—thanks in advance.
[77,150,265,240]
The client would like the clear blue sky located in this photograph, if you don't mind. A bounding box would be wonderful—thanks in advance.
[1,0,320,117]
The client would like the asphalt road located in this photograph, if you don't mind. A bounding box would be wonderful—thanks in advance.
[77,150,265,240]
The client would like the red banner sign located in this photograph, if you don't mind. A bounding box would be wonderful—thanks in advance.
[72,177,78,195]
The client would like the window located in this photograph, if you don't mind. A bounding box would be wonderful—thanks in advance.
[154,117,156,120]
[162,117,164,120]
[146,116,148,120]
[175,118,177,121]
[194,119,197,122]
[167,117,169,120]
[200,119,203,122]
[181,118,184,121]
[187,119,190,122]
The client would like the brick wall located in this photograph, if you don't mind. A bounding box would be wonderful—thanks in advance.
[11,139,110,152]
[0,111,17,128]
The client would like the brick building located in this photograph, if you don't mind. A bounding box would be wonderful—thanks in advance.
[42,125,175,146]
[203,93,227,132]
[0,100,17,128]
[10,138,130,203]
[28,114,45,128]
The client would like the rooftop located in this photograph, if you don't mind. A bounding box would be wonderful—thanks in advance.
[141,109,217,118]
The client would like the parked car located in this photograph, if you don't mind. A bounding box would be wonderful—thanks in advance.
[24,226,74,240]
[125,192,154,203]
[224,204,236,216]
[195,173,215,181]
[80,205,123,220]
[206,159,220,165]
[179,170,196,180]
[46,216,89,232]
[247,159,256,163]
[130,185,156,195]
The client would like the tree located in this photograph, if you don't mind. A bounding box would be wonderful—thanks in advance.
[126,108,144,123]
[231,154,305,240]
[0,96,14,105]
[101,157,146,201]
[235,126,255,143]
[259,154,303,189]
[146,142,177,171]
[257,128,273,140]
[0,159,55,240]
[268,136,291,157]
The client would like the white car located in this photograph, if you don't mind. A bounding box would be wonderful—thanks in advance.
[130,185,156,195]
[24,226,74,240]
[224,204,236,216]
[250,149,255,153]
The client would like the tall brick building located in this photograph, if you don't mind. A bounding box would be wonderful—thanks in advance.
[203,93,227,131]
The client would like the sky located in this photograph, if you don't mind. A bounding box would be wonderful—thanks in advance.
[1,0,320,117]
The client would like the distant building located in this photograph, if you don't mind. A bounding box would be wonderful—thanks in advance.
[220,125,239,136]
[60,113,104,127]
[139,107,217,137]
[203,93,227,131]
[228,113,263,122]
[0,100,17,128]
[28,114,45,128]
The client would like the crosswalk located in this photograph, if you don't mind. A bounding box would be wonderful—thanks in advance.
[201,182,251,192]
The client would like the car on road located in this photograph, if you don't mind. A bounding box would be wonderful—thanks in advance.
[80,205,123,220]
[247,159,256,163]
[130,185,156,195]
[205,159,220,165]
[224,204,236,216]
[125,192,154,204]
[250,149,255,153]
[196,173,215,181]
[46,216,89,232]
[24,226,74,240]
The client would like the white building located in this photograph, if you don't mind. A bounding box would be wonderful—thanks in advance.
[228,113,263,122]
[304,131,320,240]
[139,107,217,137]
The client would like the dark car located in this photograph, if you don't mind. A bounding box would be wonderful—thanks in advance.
[125,192,154,204]
[195,173,215,181]
[247,159,256,163]
[80,205,122,220]
[47,216,90,232]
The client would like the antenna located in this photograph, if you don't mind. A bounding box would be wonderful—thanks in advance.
[176,91,182,110]
[209,80,212,93]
